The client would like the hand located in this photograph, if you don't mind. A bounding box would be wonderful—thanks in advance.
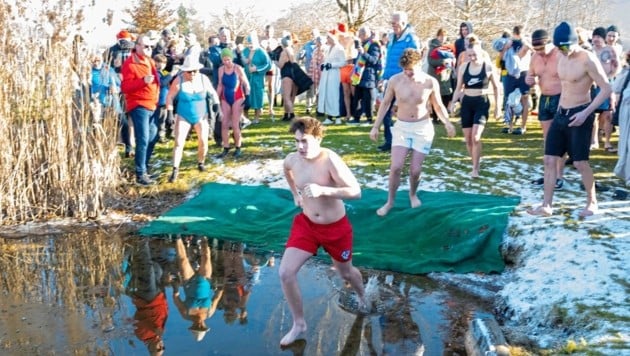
[568,110,590,127]
[445,122,456,137]
[525,73,536,86]
[301,183,323,198]
[369,126,379,142]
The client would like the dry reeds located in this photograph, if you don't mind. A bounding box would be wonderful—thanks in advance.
[0,5,121,224]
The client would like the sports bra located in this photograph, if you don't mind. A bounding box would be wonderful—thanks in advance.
[462,62,489,90]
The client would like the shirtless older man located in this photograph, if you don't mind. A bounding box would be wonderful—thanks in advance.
[370,48,456,216]
[528,22,612,217]
[279,117,366,346]
[526,29,566,189]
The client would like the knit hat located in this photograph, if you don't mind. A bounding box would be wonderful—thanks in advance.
[116,29,131,40]
[532,29,549,42]
[553,21,578,47]
[592,27,607,39]
[607,25,619,34]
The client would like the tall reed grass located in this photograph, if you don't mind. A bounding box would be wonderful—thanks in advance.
[0,4,121,224]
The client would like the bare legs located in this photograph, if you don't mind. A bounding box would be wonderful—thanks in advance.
[220,99,244,149]
[463,124,485,178]
[527,156,597,217]
[377,146,426,216]
[278,248,312,346]
[278,247,366,346]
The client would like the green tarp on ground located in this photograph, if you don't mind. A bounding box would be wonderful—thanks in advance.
[140,183,520,274]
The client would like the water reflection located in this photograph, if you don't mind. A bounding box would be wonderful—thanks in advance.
[0,232,489,355]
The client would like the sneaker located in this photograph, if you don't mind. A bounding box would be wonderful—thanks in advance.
[501,127,511,134]
[348,118,361,124]
[377,143,391,152]
[216,148,230,158]
[197,163,205,172]
[233,147,242,158]
[512,127,525,135]
[168,168,179,183]
[531,177,544,185]
[554,178,564,190]
[323,118,334,125]
[136,174,156,186]
[335,118,342,125]
[240,116,252,129]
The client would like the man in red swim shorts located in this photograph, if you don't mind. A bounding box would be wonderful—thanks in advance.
[279,116,367,346]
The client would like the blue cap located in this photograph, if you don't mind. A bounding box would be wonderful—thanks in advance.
[553,21,578,47]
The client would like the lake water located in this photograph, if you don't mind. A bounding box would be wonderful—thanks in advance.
[0,231,492,355]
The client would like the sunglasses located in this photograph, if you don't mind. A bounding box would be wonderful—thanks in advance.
[186,70,199,74]
[556,44,571,54]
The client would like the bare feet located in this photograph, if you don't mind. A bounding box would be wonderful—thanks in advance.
[470,170,480,178]
[527,205,553,217]
[409,195,422,209]
[578,202,598,217]
[280,323,307,346]
[376,203,393,216]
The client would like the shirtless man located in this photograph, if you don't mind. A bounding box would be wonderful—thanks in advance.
[591,27,619,151]
[526,29,566,189]
[369,48,456,216]
[528,22,612,217]
[279,117,366,346]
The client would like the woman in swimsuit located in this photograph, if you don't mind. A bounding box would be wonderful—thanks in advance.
[217,48,251,158]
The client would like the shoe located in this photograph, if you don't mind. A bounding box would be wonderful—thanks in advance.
[580,182,610,192]
[136,174,156,186]
[282,113,291,121]
[512,127,525,135]
[240,117,252,129]
[335,118,342,125]
[554,178,564,190]
[501,127,511,134]
[613,189,628,200]
[197,162,206,172]
[366,118,373,124]
[348,119,361,124]
[323,118,334,125]
[233,147,242,158]
[158,136,168,143]
[531,177,544,185]
[216,147,230,158]
[377,143,391,152]
[168,168,179,183]
[604,146,618,153]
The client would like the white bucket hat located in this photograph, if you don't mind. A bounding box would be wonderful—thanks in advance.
[180,55,203,72]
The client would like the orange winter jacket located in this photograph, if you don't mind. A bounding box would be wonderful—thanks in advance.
[121,52,159,112]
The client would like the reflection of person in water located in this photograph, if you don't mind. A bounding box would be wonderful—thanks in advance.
[220,242,250,324]
[127,238,168,355]
[173,236,224,342]
[378,281,424,355]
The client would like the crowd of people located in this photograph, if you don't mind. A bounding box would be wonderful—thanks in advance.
[85,11,630,349]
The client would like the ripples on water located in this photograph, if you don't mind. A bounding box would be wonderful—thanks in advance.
[0,231,490,355]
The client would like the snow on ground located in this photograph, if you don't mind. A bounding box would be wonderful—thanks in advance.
[214,151,629,352]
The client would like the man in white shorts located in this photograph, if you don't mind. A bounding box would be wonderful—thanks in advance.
[369,48,456,216]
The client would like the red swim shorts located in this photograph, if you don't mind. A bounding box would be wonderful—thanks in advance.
[286,213,354,262]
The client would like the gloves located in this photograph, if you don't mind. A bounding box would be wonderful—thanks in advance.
[320,63,332,71]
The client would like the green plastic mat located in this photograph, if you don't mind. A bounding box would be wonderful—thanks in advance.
[140,183,520,274]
